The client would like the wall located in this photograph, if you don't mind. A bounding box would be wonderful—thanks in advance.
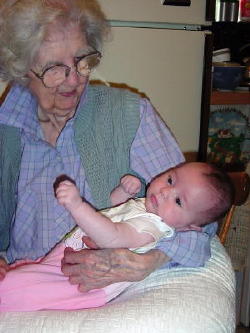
[97,0,208,25]
[91,26,205,153]
[91,0,209,153]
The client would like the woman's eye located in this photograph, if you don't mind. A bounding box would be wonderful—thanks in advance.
[167,176,172,185]
[175,197,182,207]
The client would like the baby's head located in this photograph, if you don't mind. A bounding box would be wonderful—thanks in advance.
[145,162,234,231]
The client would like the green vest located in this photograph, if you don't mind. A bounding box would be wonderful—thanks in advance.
[0,85,145,250]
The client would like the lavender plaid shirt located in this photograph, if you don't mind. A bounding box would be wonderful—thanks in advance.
[0,84,217,265]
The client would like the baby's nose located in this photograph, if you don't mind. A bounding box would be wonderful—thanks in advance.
[160,186,170,198]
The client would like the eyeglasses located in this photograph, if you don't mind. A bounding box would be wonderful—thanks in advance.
[31,51,101,88]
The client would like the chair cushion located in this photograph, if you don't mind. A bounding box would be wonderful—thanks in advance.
[0,236,235,333]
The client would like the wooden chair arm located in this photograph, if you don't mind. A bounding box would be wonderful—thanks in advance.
[219,172,250,244]
[228,172,250,206]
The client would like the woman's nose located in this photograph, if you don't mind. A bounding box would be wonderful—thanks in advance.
[65,66,80,86]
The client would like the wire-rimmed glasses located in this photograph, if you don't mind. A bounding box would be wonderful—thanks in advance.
[31,50,101,88]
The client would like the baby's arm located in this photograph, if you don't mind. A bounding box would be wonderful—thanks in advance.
[56,180,153,249]
[110,175,141,206]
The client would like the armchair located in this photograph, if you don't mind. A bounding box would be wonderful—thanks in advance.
[1,173,249,332]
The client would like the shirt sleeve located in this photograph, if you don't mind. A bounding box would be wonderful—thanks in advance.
[130,98,217,268]
[130,98,185,183]
[155,222,218,268]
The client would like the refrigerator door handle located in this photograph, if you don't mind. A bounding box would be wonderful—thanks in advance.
[161,0,191,6]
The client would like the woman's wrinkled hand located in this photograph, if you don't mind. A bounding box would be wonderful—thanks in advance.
[0,258,9,281]
[61,246,168,292]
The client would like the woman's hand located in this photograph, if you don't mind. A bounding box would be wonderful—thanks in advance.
[61,245,169,292]
[0,258,9,281]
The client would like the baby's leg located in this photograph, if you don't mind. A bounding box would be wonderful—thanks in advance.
[0,243,106,311]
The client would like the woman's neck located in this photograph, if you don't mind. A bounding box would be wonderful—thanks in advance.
[37,106,72,146]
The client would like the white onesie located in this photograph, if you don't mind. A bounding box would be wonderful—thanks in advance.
[65,198,175,253]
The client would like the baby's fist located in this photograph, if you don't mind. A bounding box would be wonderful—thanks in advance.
[120,175,141,196]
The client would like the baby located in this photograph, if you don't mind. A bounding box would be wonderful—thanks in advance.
[56,161,234,251]
[0,162,234,311]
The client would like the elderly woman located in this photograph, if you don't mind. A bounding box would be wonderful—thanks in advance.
[0,0,217,293]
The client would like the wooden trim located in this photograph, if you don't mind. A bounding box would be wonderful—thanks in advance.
[198,33,214,162]
[183,152,198,162]
[0,84,11,106]
[219,205,236,244]
[206,0,216,21]
[211,91,250,105]
[219,172,250,244]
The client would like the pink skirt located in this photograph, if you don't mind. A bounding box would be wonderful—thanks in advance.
[0,243,132,312]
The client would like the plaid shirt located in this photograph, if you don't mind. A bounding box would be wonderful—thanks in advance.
[0,84,217,265]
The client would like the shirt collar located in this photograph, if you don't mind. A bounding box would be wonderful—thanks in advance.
[0,84,38,135]
[0,82,89,137]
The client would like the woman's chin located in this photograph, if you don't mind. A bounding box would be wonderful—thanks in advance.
[55,100,79,114]
[56,94,80,110]
[54,108,76,120]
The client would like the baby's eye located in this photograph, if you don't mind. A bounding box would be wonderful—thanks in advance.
[167,176,172,185]
[175,197,182,207]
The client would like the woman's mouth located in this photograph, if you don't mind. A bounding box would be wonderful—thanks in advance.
[59,90,77,97]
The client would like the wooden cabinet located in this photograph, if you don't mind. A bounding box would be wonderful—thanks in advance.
[211,90,250,105]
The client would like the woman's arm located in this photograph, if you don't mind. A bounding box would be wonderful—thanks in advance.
[129,99,216,267]
[61,98,212,290]
[61,247,169,292]
[155,222,218,268]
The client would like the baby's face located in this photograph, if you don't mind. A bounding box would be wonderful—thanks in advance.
[145,163,214,231]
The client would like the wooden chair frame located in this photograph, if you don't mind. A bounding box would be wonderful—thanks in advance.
[219,172,250,244]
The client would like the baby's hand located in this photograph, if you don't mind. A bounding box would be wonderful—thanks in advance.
[120,175,141,196]
[56,180,83,212]
[0,258,9,281]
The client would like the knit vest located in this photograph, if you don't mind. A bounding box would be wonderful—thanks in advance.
[0,125,22,250]
[0,85,145,250]
[74,85,145,209]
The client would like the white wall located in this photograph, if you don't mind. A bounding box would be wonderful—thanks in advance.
[92,27,206,152]
[92,0,208,152]
[97,0,208,25]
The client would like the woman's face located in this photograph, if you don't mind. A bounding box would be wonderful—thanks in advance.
[28,23,90,118]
